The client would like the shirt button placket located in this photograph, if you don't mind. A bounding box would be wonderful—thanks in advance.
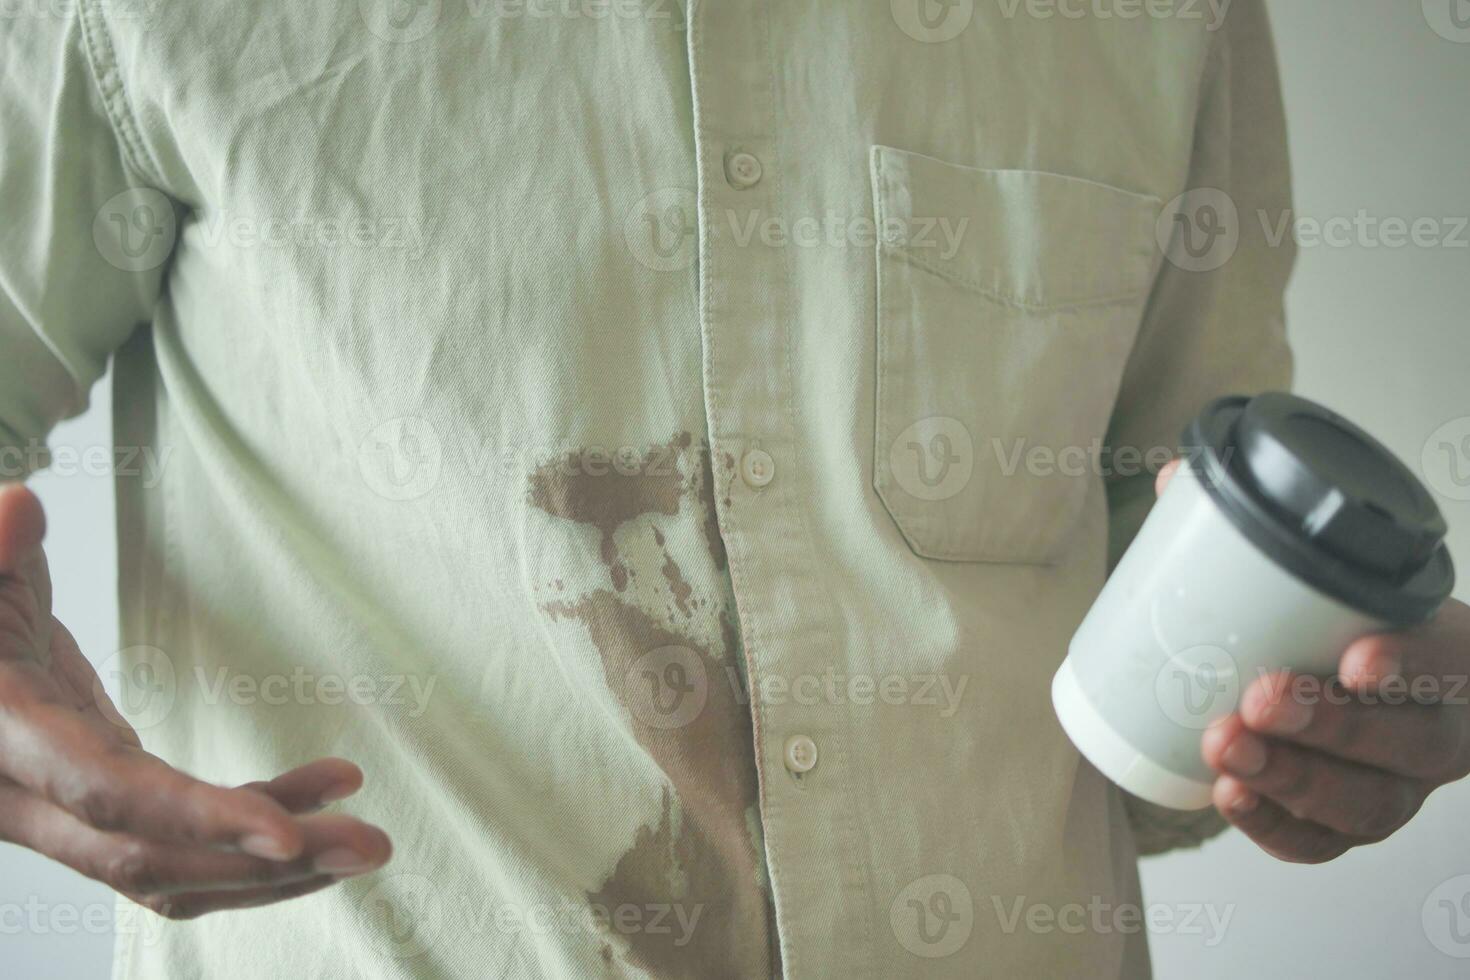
[686,0,871,973]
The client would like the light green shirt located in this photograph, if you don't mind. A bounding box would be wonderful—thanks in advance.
[1,0,1294,976]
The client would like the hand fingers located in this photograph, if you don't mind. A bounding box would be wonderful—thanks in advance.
[1,783,390,899]
[138,811,388,893]
[0,678,302,858]
[1239,671,1469,781]
[0,483,46,573]
[0,484,50,661]
[1210,774,1355,864]
[239,758,364,814]
[106,812,390,895]
[1203,714,1424,839]
[136,874,339,921]
[1154,458,1182,498]
[1339,601,1470,702]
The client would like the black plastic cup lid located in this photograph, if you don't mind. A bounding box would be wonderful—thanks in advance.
[1184,392,1455,626]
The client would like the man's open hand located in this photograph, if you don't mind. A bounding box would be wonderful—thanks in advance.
[0,483,391,918]
[1154,460,1470,863]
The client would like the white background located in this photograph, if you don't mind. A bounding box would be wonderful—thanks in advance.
[1142,2,1470,977]
[4,0,1470,975]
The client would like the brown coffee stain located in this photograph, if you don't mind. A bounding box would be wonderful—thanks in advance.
[661,552,693,618]
[527,433,692,592]
[693,446,729,572]
[542,590,772,980]
[529,432,775,979]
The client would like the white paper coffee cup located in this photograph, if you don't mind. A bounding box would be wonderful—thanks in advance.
[1053,393,1455,810]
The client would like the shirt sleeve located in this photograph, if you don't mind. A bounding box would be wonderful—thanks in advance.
[0,6,174,479]
[1104,0,1297,856]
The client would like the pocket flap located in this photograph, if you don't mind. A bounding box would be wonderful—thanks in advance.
[870,145,1162,311]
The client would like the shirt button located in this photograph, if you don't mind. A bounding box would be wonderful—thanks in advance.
[740,449,775,488]
[784,735,818,774]
[725,152,763,190]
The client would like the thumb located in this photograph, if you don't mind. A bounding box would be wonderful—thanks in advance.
[0,483,46,573]
[1154,458,1183,499]
[0,484,53,654]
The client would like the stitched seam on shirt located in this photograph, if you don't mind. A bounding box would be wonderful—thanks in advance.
[111,897,138,980]
[76,0,166,187]
[873,153,953,561]
[686,10,791,976]
[755,11,801,971]
[872,152,1079,566]
[881,243,1152,314]
[759,10,879,978]
[721,5,785,973]
[872,147,1154,313]
[872,149,931,562]
[872,148,892,524]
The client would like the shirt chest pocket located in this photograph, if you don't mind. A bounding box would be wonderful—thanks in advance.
[870,145,1161,564]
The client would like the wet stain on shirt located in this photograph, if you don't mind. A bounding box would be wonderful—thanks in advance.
[541,590,773,980]
[530,432,776,979]
[527,432,692,592]
[696,445,729,572]
[661,551,694,617]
